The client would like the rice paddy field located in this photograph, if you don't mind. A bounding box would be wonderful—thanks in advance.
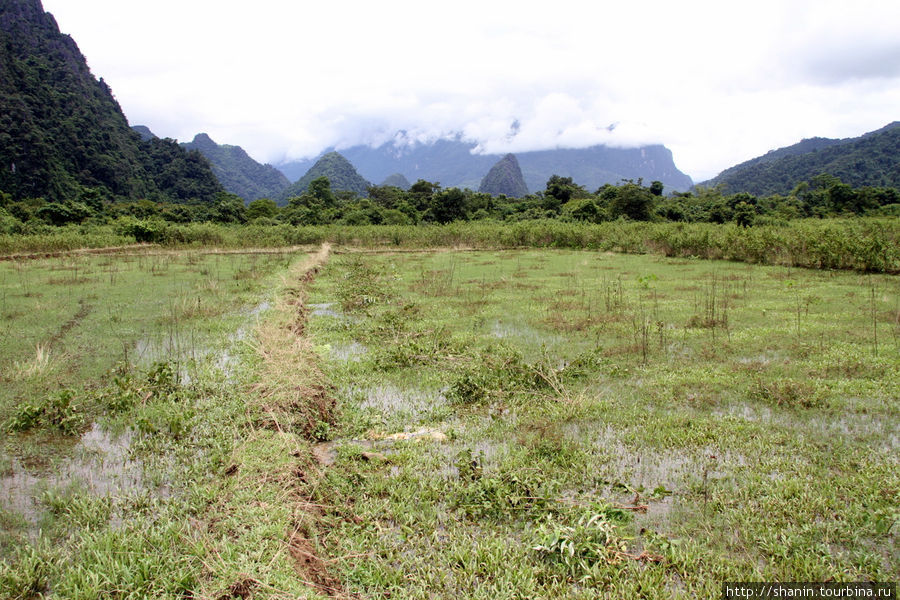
[0,244,897,598]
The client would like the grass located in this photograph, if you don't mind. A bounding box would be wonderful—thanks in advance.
[302,249,899,598]
[3,218,899,273]
[0,246,330,599]
[0,242,897,599]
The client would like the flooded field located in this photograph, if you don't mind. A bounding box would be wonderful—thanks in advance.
[0,245,896,599]
[0,248,295,565]
[304,249,899,598]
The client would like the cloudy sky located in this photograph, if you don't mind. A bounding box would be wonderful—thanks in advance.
[41,0,900,181]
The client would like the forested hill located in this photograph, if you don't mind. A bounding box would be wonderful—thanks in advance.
[181,133,290,202]
[701,123,900,195]
[276,138,694,194]
[277,152,371,204]
[479,154,529,198]
[0,0,222,203]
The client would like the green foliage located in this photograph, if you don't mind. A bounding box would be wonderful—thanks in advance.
[543,175,588,213]
[446,344,546,405]
[245,197,278,220]
[0,5,223,205]
[608,180,656,221]
[7,389,85,434]
[533,509,630,580]
[704,122,900,195]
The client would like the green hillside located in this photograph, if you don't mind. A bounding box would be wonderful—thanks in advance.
[0,0,222,204]
[278,152,371,203]
[702,123,900,195]
[182,133,290,202]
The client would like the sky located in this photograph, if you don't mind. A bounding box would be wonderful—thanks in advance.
[41,0,900,182]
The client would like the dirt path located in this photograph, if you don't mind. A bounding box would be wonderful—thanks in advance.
[244,242,355,598]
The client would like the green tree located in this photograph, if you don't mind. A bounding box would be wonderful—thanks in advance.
[608,182,655,221]
[308,176,336,208]
[543,175,587,213]
[246,198,278,220]
[428,188,467,224]
[209,192,247,223]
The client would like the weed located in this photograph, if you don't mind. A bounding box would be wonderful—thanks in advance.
[10,344,53,380]
[533,507,632,582]
[7,389,85,434]
[749,378,827,409]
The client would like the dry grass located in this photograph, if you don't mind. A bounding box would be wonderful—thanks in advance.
[10,343,53,380]
[252,243,336,440]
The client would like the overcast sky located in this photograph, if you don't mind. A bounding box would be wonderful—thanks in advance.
[41,0,900,181]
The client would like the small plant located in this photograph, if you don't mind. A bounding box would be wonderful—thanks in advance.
[453,468,551,519]
[145,361,179,395]
[7,389,85,434]
[533,508,630,581]
[11,344,53,380]
[749,378,826,409]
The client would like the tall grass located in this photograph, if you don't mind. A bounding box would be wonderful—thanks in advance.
[2,218,898,273]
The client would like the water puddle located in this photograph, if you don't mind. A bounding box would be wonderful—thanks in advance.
[308,302,346,319]
[133,299,272,382]
[345,383,445,419]
[215,300,272,380]
[1,424,145,539]
[313,428,447,467]
[491,319,561,347]
[331,341,368,361]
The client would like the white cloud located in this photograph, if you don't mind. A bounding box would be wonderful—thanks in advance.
[42,0,900,181]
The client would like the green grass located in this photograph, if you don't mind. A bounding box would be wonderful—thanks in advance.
[304,249,899,599]
[1,243,897,599]
[3,218,899,272]
[0,247,328,599]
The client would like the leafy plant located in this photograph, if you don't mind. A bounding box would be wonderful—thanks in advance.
[7,389,85,434]
[533,509,630,581]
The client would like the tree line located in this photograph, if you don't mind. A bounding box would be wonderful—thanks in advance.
[2,172,898,236]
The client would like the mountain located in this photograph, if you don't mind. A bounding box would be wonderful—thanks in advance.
[278,151,371,203]
[132,125,157,142]
[381,173,411,190]
[701,123,900,195]
[275,137,693,194]
[181,133,290,202]
[479,154,529,197]
[0,0,223,203]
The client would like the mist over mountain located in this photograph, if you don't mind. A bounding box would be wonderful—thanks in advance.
[181,133,290,202]
[276,137,693,194]
[277,152,371,204]
[0,0,222,204]
[701,123,900,195]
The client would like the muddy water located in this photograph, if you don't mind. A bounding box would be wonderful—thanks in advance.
[0,424,144,540]
[1,298,272,546]
[133,299,272,381]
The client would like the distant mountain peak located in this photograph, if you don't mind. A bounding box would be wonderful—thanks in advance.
[381,173,411,190]
[191,132,216,148]
[479,153,529,198]
[277,151,371,204]
[132,125,157,141]
[181,133,290,202]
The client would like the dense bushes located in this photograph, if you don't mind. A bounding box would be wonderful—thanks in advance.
[1,218,897,273]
